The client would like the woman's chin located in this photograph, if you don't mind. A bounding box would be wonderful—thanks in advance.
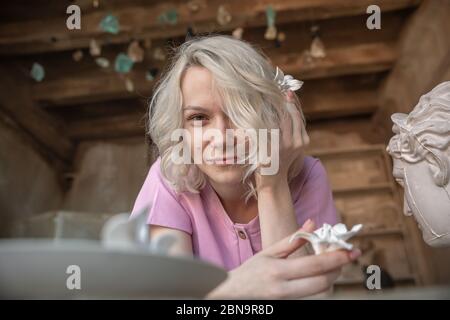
[202,164,245,185]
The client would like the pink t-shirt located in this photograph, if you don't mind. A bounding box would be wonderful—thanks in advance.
[131,156,338,271]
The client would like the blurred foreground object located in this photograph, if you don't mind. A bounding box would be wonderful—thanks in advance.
[0,208,226,299]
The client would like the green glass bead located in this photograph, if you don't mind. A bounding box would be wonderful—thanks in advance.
[266,6,276,27]
[100,14,119,34]
[30,63,45,82]
[114,53,134,74]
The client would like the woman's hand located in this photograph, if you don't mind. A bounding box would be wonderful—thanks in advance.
[254,92,311,249]
[254,91,308,190]
[207,222,361,299]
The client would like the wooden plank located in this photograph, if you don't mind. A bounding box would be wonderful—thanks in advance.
[66,112,145,140]
[332,183,393,195]
[18,9,406,106]
[32,72,147,106]
[373,0,450,141]
[334,190,403,231]
[302,89,378,120]
[32,42,390,106]
[308,144,386,157]
[0,65,74,162]
[275,42,396,80]
[306,116,384,151]
[62,85,378,140]
[0,0,421,55]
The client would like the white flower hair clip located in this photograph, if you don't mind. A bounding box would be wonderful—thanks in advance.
[289,223,363,255]
[274,66,304,93]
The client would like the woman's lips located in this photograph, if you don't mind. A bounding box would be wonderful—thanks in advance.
[207,156,238,165]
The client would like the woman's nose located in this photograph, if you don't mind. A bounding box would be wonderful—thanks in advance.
[208,117,236,147]
[215,116,233,133]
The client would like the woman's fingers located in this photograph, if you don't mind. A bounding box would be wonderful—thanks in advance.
[282,268,342,299]
[285,101,303,147]
[281,91,304,150]
[262,219,316,259]
[280,105,293,147]
[300,119,310,146]
[281,248,361,279]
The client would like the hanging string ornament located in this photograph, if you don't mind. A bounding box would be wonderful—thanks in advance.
[186,26,195,40]
[157,9,178,25]
[146,67,159,81]
[89,39,101,56]
[99,13,120,34]
[114,53,134,74]
[274,31,285,48]
[264,6,277,40]
[277,31,286,42]
[95,57,110,68]
[301,49,314,66]
[124,77,134,92]
[127,40,144,63]
[217,5,232,26]
[187,0,202,13]
[310,25,326,59]
[30,62,45,82]
[152,47,166,61]
[232,27,244,39]
[72,50,83,62]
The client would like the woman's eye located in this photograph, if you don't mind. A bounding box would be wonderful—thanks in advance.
[188,114,208,122]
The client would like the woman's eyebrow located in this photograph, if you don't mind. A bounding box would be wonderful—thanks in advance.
[183,105,209,112]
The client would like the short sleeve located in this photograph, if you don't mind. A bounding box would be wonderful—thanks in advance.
[130,158,193,235]
[293,158,339,228]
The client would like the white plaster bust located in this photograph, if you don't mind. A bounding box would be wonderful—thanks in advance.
[387,81,450,247]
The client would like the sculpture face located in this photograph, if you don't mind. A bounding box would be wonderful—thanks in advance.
[391,155,450,247]
[387,81,450,247]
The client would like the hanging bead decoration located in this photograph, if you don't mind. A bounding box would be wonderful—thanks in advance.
[232,27,244,39]
[72,50,84,62]
[114,53,134,73]
[186,26,195,40]
[146,67,159,81]
[30,62,45,82]
[145,71,154,81]
[95,57,110,68]
[153,47,166,61]
[125,77,134,92]
[157,9,178,25]
[310,25,326,59]
[187,0,201,13]
[89,39,101,56]
[99,14,120,34]
[127,40,144,63]
[301,50,314,66]
[217,5,232,26]
[277,31,286,42]
[264,6,277,40]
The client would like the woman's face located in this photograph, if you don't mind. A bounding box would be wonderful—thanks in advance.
[180,66,246,187]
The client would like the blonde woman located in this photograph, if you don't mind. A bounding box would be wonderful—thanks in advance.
[131,35,360,298]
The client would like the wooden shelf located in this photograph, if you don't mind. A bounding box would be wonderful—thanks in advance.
[355,227,404,238]
[308,144,386,158]
[332,183,394,195]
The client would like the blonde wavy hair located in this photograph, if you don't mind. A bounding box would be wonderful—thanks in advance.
[147,35,309,201]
